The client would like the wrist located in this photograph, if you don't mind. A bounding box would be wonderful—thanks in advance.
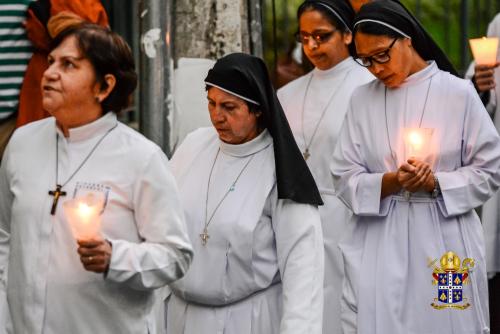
[431,176,441,198]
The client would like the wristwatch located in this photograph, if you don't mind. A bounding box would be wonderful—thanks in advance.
[431,176,441,198]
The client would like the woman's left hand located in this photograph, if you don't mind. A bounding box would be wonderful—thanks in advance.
[77,237,112,273]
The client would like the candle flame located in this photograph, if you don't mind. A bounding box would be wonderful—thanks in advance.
[408,131,423,149]
[77,202,94,223]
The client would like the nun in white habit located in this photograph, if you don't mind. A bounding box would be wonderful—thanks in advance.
[167,53,324,334]
[332,1,500,333]
[277,1,372,333]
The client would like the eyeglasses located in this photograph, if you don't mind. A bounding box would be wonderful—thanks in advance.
[355,38,398,67]
[294,29,337,46]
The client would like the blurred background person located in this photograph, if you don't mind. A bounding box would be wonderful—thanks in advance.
[0,0,32,161]
[467,11,500,334]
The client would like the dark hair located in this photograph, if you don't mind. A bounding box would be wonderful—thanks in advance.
[297,2,350,33]
[50,23,137,113]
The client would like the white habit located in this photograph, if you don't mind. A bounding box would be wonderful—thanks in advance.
[278,57,373,334]
[332,62,500,334]
[0,113,193,334]
[167,128,324,334]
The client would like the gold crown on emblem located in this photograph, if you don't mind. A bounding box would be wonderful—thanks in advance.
[440,251,461,272]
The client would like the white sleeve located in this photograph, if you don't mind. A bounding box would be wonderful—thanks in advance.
[331,99,391,216]
[0,142,13,332]
[105,149,193,290]
[271,190,324,334]
[436,85,500,217]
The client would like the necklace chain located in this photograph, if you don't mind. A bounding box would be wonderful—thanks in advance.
[384,76,433,167]
[201,148,255,245]
[55,123,118,188]
[300,68,351,160]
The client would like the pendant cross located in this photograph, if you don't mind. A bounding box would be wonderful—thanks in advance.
[48,184,67,215]
[303,149,310,161]
[200,228,210,246]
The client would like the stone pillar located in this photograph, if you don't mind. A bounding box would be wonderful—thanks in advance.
[174,0,251,60]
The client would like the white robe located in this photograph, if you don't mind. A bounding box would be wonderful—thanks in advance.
[332,62,500,334]
[278,57,373,334]
[0,113,193,334]
[166,128,324,334]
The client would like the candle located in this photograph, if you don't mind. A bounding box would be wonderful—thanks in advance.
[469,37,499,65]
[63,194,103,240]
[403,128,434,161]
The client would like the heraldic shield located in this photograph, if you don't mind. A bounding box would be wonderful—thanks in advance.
[429,251,475,310]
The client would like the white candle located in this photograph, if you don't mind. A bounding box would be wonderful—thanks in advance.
[403,128,434,161]
[470,37,499,65]
[63,194,103,240]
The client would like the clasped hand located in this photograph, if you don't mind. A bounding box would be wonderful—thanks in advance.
[397,158,435,193]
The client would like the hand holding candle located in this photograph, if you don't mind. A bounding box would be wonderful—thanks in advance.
[77,238,112,273]
[63,194,111,273]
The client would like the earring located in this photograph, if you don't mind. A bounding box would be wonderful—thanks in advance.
[95,96,101,103]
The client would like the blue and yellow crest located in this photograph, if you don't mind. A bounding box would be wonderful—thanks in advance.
[428,251,474,310]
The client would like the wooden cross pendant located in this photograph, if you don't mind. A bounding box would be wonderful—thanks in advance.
[303,149,310,161]
[200,228,210,246]
[48,184,67,215]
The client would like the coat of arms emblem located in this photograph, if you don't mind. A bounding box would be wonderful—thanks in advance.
[428,251,474,310]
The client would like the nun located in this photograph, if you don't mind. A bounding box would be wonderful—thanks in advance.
[332,1,500,333]
[166,53,324,334]
[277,1,372,333]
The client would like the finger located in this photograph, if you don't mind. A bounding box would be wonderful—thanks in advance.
[77,238,105,248]
[476,76,495,86]
[83,264,108,273]
[400,163,416,173]
[475,64,496,72]
[406,169,430,188]
[475,68,495,78]
[77,246,106,257]
[77,247,98,256]
[476,81,496,92]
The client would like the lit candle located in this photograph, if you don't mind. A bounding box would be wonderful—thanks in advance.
[403,128,434,161]
[63,194,103,240]
[470,37,499,65]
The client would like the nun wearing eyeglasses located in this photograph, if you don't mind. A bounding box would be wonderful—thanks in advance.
[277,1,372,333]
[166,53,324,334]
[331,1,500,333]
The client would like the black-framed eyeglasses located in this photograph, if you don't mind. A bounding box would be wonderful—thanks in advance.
[355,38,398,67]
[294,29,337,46]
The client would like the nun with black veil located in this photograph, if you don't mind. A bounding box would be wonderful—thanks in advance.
[277,1,373,333]
[166,53,324,334]
[332,1,500,333]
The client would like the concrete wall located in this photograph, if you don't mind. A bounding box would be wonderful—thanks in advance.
[174,0,250,60]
